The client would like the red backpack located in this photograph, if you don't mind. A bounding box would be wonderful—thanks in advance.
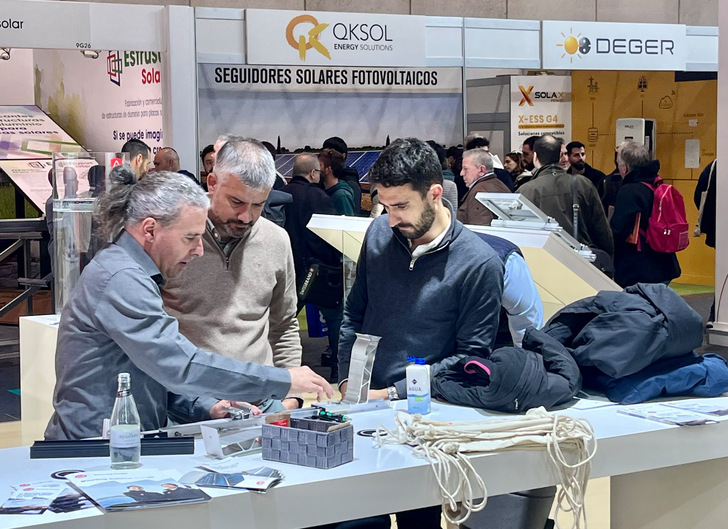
[640,177,690,253]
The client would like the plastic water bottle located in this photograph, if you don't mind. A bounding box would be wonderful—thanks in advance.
[406,357,431,415]
[110,372,142,469]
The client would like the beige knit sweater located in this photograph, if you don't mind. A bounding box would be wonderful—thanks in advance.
[162,217,302,370]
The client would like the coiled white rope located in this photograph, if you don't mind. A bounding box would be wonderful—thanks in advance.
[375,407,596,528]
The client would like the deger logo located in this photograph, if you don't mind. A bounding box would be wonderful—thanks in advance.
[557,27,675,62]
[518,85,534,106]
[557,29,591,63]
[286,14,331,61]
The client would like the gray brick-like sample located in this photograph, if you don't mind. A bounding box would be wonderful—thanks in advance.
[262,420,354,469]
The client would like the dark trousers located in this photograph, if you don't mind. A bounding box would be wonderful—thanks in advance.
[319,304,343,382]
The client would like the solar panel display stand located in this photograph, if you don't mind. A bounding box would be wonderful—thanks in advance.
[475,192,596,261]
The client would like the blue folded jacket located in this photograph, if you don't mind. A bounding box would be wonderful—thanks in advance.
[583,353,728,404]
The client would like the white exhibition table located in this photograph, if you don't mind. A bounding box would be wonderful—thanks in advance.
[1,399,728,529]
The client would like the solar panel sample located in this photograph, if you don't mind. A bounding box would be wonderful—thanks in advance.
[275,154,297,178]
[346,151,380,182]
[275,151,381,181]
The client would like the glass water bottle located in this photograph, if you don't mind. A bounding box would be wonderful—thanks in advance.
[109,372,142,469]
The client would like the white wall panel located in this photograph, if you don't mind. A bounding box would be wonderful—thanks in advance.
[89,3,165,52]
[0,49,34,105]
[464,18,540,69]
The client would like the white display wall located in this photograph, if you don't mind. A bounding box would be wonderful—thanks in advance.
[0,49,35,106]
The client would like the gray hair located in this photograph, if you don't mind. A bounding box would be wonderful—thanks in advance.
[213,138,276,190]
[216,133,243,144]
[617,141,650,172]
[95,167,209,241]
[463,148,494,173]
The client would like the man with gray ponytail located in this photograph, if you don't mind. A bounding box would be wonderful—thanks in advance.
[45,170,332,441]
[163,138,304,412]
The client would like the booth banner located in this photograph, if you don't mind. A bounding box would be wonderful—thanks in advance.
[542,21,687,71]
[246,9,426,67]
[198,65,463,153]
[510,76,571,148]
[200,64,461,93]
[0,105,83,160]
[34,50,165,154]
[0,0,91,50]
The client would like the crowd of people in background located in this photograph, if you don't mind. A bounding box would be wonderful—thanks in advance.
[169,129,710,298]
[43,130,713,424]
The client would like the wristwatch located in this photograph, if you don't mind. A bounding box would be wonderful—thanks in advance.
[387,386,399,401]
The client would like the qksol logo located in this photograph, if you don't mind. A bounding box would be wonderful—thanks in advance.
[286,15,330,61]
[285,14,394,61]
[556,27,675,63]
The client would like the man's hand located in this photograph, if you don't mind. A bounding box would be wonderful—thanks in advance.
[338,382,388,401]
[210,400,261,419]
[282,397,302,410]
[288,366,334,401]
[369,389,389,400]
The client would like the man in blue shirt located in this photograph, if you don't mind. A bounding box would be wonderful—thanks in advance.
[45,169,332,440]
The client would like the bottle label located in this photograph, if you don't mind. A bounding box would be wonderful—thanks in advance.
[407,363,431,415]
[110,425,140,448]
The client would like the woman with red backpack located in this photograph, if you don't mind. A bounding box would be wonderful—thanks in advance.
[610,141,682,287]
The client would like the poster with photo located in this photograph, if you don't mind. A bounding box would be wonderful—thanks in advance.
[198,64,463,151]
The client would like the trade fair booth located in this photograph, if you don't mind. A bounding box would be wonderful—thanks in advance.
[0,0,182,322]
[0,0,190,443]
[2,3,728,529]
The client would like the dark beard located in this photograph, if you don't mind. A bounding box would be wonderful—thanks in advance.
[572,161,586,171]
[398,202,436,241]
[210,211,253,240]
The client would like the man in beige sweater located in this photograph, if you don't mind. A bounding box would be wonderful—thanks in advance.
[163,138,302,412]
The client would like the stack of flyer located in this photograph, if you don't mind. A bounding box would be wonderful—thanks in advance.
[64,469,210,511]
[617,398,728,426]
[180,457,283,492]
[0,481,94,516]
[0,481,74,515]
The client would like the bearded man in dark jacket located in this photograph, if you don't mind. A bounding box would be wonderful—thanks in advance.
[519,135,614,256]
